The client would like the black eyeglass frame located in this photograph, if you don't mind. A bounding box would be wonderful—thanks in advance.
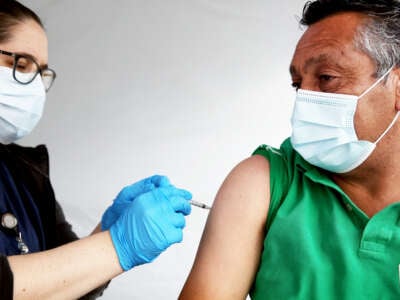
[0,49,56,91]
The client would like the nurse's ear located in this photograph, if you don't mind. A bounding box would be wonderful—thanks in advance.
[394,66,400,111]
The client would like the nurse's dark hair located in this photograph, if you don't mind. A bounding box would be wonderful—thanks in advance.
[300,0,400,77]
[0,0,43,43]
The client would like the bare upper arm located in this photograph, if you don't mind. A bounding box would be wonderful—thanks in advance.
[179,154,270,299]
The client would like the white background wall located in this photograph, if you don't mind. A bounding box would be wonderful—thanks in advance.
[19,1,304,298]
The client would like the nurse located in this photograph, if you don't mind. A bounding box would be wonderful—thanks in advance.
[0,1,192,299]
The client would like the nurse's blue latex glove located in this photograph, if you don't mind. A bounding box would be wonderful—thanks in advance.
[109,185,192,271]
[101,175,171,230]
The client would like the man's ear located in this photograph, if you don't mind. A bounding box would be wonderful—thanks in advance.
[393,66,400,111]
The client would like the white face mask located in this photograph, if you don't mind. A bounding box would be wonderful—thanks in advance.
[290,67,399,173]
[0,66,46,144]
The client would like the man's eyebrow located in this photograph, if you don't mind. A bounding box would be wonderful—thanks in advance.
[304,54,330,71]
[289,53,345,76]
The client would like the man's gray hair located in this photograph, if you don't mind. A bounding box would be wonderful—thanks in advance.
[301,0,400,77]
[355,14,400,77]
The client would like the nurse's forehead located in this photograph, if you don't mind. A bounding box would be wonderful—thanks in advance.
[1,19,48,66]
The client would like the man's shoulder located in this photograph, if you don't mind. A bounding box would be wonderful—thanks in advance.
[251,138,298,176]
[252,138,294,161]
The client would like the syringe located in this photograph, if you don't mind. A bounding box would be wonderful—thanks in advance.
[190,200,211,210]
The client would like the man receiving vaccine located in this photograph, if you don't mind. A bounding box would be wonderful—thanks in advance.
[180,1,400,299]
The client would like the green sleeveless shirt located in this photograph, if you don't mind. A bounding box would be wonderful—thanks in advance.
[249,138,400,300]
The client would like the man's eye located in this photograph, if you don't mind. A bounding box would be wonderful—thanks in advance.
[319,74,334,82]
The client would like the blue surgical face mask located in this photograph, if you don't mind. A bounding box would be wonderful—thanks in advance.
[290,67,398,173]
[0,66,46,144]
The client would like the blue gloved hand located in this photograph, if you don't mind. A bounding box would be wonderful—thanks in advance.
[109,185,192,271]
[101,175,171,230]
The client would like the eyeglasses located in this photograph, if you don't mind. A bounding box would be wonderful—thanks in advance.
[0,49,56,92]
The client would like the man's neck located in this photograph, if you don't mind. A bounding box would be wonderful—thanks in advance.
[332,160,400,217]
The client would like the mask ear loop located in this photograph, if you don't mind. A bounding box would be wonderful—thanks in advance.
[374,111,400,145]
[370,66,399,145]
[359,67,394,99]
